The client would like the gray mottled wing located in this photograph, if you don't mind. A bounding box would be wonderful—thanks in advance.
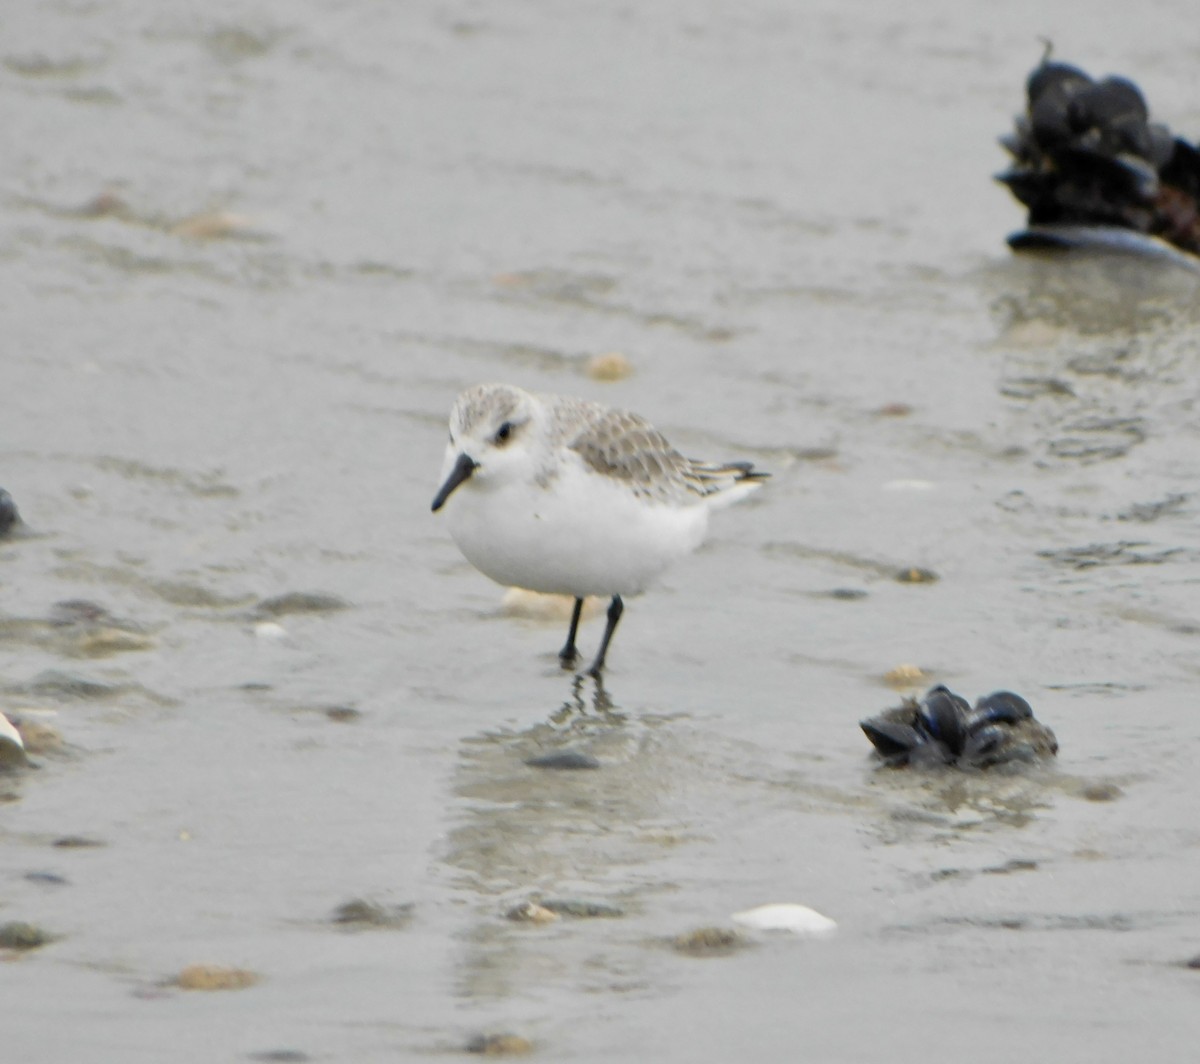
[564,404,696,500]
[559,399,766,502]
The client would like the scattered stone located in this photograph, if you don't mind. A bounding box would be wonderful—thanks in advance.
[525,750,600,771]
[466,1033,533,1056]
[874,402,913,417]
[324,706,361,723]
[883,663,930,688]
[25,871,68,886]
[0,921,52,950]
[671,927,745,957]
[75,627,155,656]
[1082,782,1123,802]
[539,898,624,919]
[330,898,414,929]
[584,351,634,382]
[731,903,838,938]
[895,567,938,584]
[174,964,260,991]
[25,670,121,701]
[983,859,1039,875]
[169,211,258,241]
[824,588,868,601]
[0,488,20,535]
[52,835,105,848]
[247,1052,311,1063]
[504,901,560,924]
[1184,955,1200,970]
[254,592,349,618]
[13,718,63,755]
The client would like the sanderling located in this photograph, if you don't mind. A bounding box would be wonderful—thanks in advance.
[431,383,767,676]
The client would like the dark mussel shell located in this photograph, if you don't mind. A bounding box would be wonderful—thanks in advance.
[915,685,970,753]
[861,685,1056,770]
[999,55,1200,260]
[859,718,924,763]
[972,691,1033,725]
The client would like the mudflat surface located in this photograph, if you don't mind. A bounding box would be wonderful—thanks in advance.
[3,2,1200,1060]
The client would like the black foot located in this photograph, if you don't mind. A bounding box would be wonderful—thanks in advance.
[558,597,585,669]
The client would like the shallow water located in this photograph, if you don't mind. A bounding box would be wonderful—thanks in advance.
[4,1,1200,1060]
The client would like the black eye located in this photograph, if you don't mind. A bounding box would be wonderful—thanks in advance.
[494,421,513,445]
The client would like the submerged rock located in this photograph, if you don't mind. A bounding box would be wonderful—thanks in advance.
[466,1033,533,1056]
[0,489,18,535]
[670,927,746,957]
[330,898,414,929]
[997,51,1200,260]
[861,685,1058,769]
[524,749,600,770]
[253,591,349,618]
[0,921,52,950]
[538,898,624,919]
[504,901,559,924]
[173,964,259,990]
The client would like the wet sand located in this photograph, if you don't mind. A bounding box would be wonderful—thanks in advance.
[3,1,1200,1060]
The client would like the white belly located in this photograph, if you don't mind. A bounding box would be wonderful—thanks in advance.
[444,465,710,597]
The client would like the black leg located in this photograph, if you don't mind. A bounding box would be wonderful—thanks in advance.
[559,597,584,666]
[585,595,624,677]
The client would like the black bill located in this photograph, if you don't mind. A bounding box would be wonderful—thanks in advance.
[431,453,478,512]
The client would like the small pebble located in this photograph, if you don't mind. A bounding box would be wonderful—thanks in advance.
[504,901,560,924]
[168,210,257,240]
[324,706,361,723]
[255,591,349,617]
[1184,955,1200,970]
[15,719,63,755]
[24,871,68,887]
[174,964,260,991]
[584,351,634,382]
[76,627,155,656]
[883,663,930,688]
[983,859,1038,875]
[825,587,868,601]
[248,1052,311,1063]
[466,1033,533,1056]
[525,750,600,771]
[1082,782,1122,802]
[52,835,105,848]
[330,898,414,929]
[671,927,744,957]
[0,921,52,950]
[895,567,938,584]
[539,898,624,919]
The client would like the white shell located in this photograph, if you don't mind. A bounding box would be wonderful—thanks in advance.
[0,712,25,751]
[731,903,837,938]
[254,621,288,640]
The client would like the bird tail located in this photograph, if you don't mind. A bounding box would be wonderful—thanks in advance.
[689,460,769,508]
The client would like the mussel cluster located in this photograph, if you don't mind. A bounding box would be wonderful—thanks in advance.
[861,685,1058,769]
[997,55,1200,256]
